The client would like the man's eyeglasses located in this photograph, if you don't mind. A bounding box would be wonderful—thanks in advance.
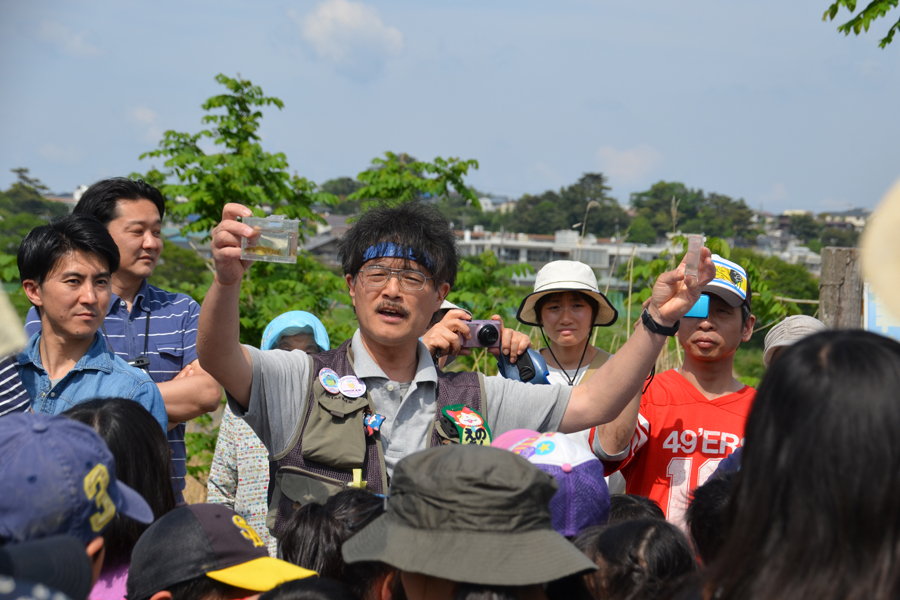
[358,266,432,291]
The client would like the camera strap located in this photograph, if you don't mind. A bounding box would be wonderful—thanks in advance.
[101,303,151,370]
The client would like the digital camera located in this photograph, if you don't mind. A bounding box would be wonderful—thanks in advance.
[459,320,502,348]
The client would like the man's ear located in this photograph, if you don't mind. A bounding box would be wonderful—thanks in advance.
[742,314,756,342]
[149,592,173,600]
[379,569,398,600]
[346,274,357,304]
[436,282,450,307]
[85,536,105,585]
[22,279,42,308]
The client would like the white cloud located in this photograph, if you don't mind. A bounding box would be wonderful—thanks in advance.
[291,0,403,82]
[128,106,163,143]
[37,21,102,57]
[39,143,84,165]
[596,144,662,184]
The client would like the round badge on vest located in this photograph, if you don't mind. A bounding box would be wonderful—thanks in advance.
[319,368,341,394]
[339,375,367,398]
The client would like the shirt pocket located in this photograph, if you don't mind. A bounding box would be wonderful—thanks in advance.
[153,346,185,380]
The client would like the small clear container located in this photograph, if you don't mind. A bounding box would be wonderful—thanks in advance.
[240,215,299,264]
[684,235,704,279]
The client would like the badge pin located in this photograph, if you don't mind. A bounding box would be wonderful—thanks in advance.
[338,375,367,398]
[319,368,340,394]
[364,413,386,436]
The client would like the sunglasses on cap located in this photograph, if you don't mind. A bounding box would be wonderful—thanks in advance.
[684,294,710,319]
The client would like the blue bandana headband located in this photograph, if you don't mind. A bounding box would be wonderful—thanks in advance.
[362,242,433,271]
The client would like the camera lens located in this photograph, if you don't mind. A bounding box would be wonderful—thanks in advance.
[478,324,500,346]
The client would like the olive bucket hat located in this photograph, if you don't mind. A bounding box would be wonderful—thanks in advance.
[342,445,597,586]
[517,260,617,327]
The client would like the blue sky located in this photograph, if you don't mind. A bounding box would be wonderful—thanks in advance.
[1,0,898,214]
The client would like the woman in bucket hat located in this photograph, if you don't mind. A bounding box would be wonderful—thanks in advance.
[516,260,633,493]
[517,260,618,387]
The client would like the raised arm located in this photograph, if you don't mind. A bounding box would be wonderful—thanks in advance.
[197,203,256,407]
[559,249,714,433]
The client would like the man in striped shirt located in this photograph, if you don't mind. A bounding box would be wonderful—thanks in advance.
[25,178,222,501]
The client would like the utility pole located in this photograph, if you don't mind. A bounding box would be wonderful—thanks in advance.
[819,247,863,329]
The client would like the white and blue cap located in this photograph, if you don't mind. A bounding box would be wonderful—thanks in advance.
[0,413,153,545]
[260,311,331,352]
[704,254,751,311]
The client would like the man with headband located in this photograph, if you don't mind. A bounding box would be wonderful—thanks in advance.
[197,201,715,540]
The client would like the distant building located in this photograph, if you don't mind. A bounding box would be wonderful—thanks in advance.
[820,208,870,232]
[456,227,669,290]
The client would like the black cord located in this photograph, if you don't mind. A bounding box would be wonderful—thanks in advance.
[541,328,592,387]
[643,365,656,394]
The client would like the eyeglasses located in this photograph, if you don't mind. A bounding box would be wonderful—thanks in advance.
[358,266,432,291]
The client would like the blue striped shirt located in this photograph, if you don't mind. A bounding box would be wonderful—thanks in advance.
[0,355,30,416]
[25,279,202,499]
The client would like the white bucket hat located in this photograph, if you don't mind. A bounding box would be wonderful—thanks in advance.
[516,261,617,327]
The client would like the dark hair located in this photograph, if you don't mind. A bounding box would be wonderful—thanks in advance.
[707,330,900,600]
[74,177,165,224]
[607,494,665,525]
[453,575,592,600]
[578,518,697,600]
[686,472,735,566]
[280,489,387,598]
[64,399,176,567]
[166,575,235,600]
[17,213,120,285]
[337,201,458,286]
[259,578,356,600]
[534,291,601,327]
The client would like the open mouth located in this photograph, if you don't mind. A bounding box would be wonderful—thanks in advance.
[376,302,409,321]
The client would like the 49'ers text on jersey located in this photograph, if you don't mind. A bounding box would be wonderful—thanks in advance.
[593,369,755,527]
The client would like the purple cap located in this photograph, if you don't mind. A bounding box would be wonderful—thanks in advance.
[492,430,609,537]
[0,413,153,544]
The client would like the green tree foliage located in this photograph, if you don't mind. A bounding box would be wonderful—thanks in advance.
[136,74,335,238]
[134,75,354,478]
[630,181,757,243]
[0,169,68,255]
[507,173,631,238]
[347,152,480,211]
[626,216,657,245]
[321,177,365,215]
[820,227,859,247]
[824,0,900,47]
[788,214,822,244]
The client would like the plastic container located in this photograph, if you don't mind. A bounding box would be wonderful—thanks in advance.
[240,215,299,264]
[684,234,703,280]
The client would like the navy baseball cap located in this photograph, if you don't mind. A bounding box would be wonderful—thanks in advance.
[0,413,153,544]
[127,504,316,600]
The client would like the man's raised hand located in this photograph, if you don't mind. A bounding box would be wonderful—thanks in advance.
[210,203,257,286]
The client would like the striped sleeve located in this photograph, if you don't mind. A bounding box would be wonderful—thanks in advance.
[0,355,30,417]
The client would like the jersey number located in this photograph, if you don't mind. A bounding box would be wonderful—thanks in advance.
[84,464,116,532]
[665,456,722,528]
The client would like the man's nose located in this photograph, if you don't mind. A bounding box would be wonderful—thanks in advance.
[382,273,403,296]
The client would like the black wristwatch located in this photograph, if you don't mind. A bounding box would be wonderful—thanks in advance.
[641,309,680,336]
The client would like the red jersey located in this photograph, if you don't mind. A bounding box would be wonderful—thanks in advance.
[592,369,755,528]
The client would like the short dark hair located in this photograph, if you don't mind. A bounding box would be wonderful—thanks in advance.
[17,213,120,285]
[686,471,735,565]
[578,518,697,600]
[64,399,176,567]
[607,494,665,525]
[280,489,387,598]
[534,291,600,326]
[74,177,165,225]
[337,201,458,286]
[259,578,357,600]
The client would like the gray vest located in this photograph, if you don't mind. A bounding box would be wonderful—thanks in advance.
[267,339,487,538]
